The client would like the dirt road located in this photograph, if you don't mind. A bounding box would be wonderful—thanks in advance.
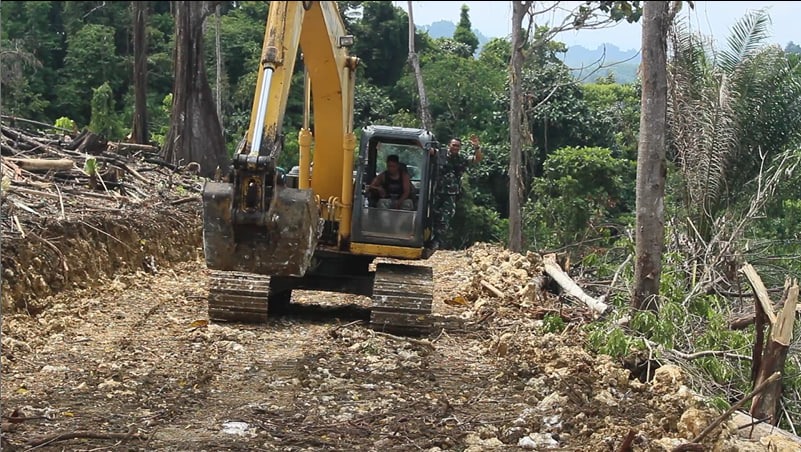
[0,246,782,451]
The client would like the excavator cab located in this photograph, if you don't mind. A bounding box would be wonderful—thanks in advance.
[351,126,439,250]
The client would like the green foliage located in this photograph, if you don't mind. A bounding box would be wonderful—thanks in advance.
[453,5,479,56]
[581,81,640,155]
[587,325,641,358]
[54,117,77,132]
[541,313,566,334]
[350,1,413,88]
[525,146,635,250]
[150,93,174,147]
[88,82,121,139]
[592,1,643,23]
[57,23,123,126]
[83,156,98,176]
[353,82,396,126]
[447,182,508,249]
[670,8,801,244]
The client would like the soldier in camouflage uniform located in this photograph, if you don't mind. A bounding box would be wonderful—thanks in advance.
[432,135,482,249]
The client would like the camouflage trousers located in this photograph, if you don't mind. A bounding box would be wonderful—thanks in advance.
[432,193,457,247]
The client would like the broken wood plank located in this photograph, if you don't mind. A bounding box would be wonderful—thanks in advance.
[543,253,609,316]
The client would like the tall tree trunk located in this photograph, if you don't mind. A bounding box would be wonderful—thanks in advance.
[508,1,530,253]
[131,1,149,144]
[161,1,229,179]
[406,1,432,131]
[215,3,223,130]
[633,1,671,311]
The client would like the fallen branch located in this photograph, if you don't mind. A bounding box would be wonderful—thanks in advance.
[9,185,61,199]
[670,349,752,362]
[672,371,781,452]
[543,253,609,317]
[5,157,76,172]
[26,429,144,448]
[171,195,201,206]
[108,141,159,154]
[733,411,801,443]
[371,330,435,352]
[1,114,75,134]
[480,280,505,298]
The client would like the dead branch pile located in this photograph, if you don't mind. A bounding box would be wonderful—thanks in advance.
[0,120,204,238]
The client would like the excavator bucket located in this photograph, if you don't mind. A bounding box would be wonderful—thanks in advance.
[202,181,320,277]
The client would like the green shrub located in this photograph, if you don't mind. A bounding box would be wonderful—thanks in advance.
[525,146,635,251]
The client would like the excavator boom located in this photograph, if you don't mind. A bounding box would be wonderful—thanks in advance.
[202,1,356,278]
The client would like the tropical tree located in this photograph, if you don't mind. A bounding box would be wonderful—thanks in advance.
[667,8,801,249]
[161,1,230,178]
[633,1,673,311]
[131,1,149,144]
[453,4,479,56]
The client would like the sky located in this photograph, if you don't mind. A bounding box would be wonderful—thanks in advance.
[396,1,800,52]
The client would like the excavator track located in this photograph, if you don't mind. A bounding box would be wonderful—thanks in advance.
[370,263,434,337]
[207,270,273,323]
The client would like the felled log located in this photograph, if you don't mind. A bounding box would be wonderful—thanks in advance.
[4,158,76,172]
[543,253,609,317]
[107,141,160,155]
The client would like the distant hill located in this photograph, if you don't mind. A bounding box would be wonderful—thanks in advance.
[418,20,491,50]
[418,20,641,84]
[563,44,641,84]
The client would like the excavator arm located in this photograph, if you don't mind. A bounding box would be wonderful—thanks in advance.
[202,1,358,278]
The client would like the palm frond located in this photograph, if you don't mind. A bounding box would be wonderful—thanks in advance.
[717,8,772,73]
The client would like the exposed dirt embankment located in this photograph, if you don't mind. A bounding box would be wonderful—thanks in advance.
[1,203,202,315]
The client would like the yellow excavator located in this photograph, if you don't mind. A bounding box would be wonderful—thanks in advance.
[202,1,440,335]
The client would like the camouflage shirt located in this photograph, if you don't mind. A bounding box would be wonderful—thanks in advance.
[437,150,474,196]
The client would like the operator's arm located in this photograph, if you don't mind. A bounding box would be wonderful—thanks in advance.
[369,173,386,197]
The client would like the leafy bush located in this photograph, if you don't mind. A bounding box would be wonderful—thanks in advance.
[54,116,77,132]
[88,82,121,139]
[524,146,635,251]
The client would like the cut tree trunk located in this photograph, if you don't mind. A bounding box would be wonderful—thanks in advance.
[741,262,798,426]
[64,130,107,155]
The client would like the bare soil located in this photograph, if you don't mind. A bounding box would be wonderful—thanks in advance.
[0,202,791,451]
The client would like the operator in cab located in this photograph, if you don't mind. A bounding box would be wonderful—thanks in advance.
[368,154,413,210]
